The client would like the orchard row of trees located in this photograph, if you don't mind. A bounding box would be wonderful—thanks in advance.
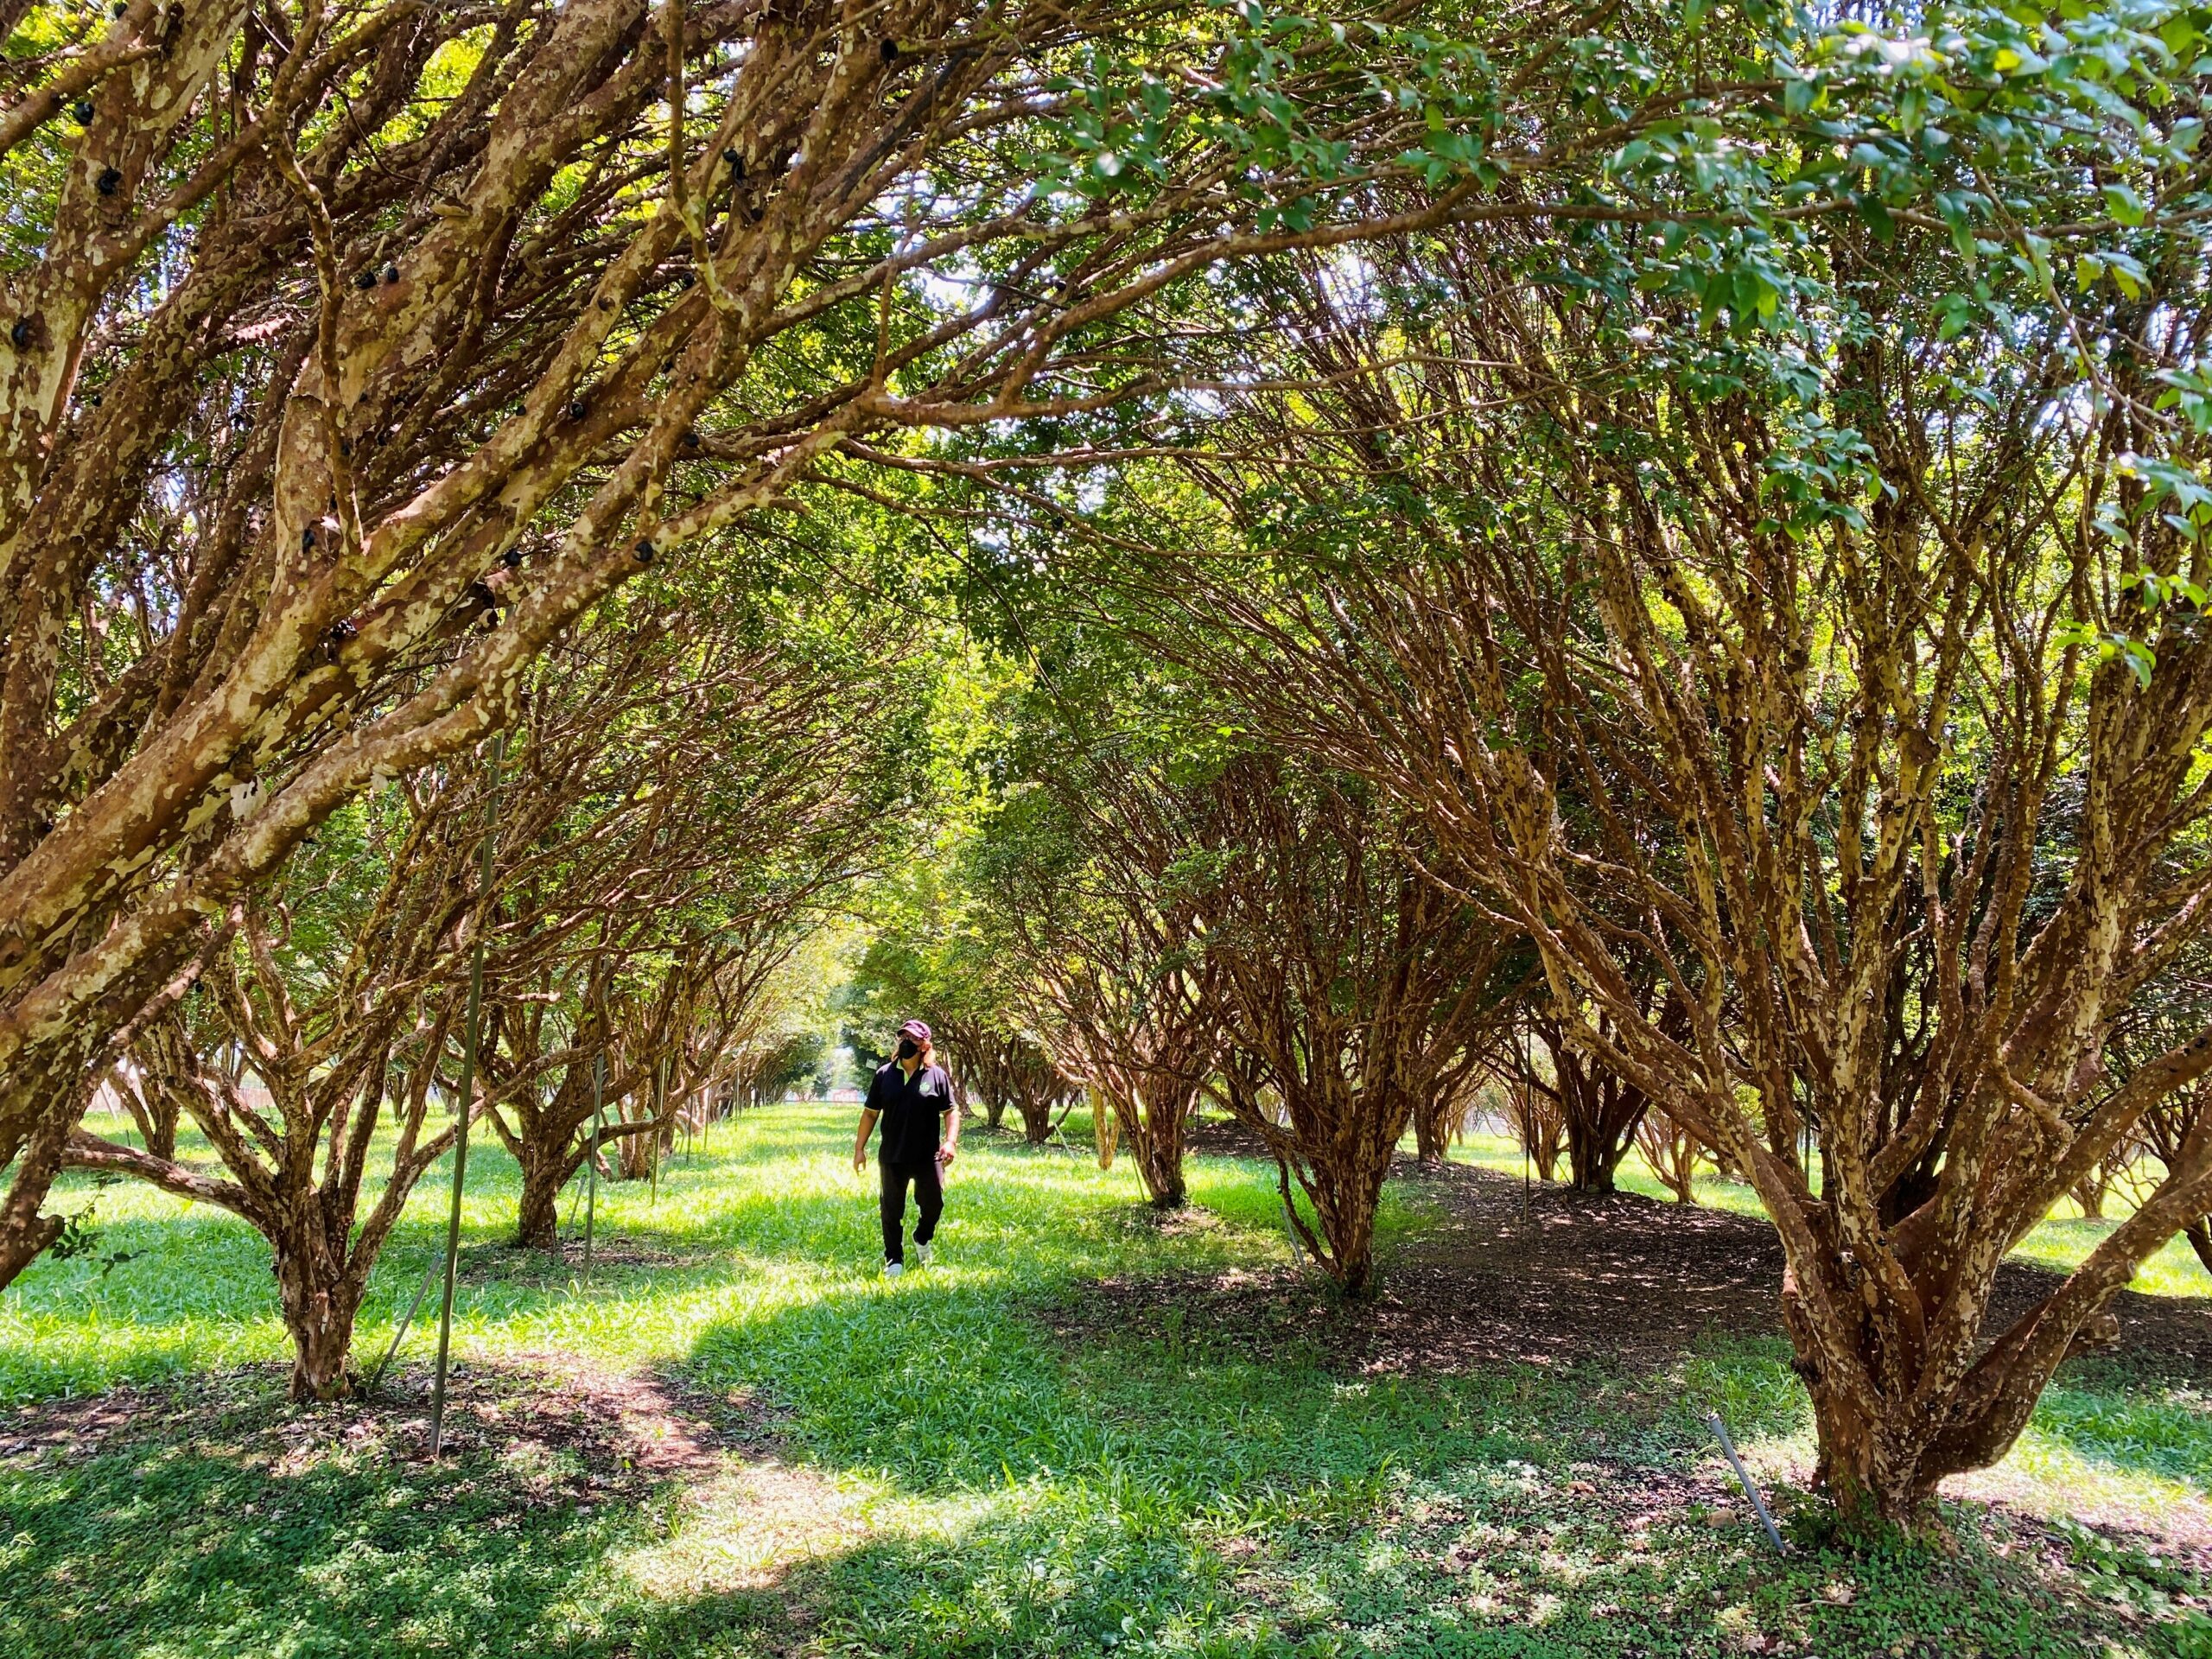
[8,0,2212,1539]
[62,582,918,1398]
[842,5,2212,1535]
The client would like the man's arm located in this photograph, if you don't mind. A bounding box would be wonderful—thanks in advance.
[938,1070,960,1163]
[854,1107,879,1172]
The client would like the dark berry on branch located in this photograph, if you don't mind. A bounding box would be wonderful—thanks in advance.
[634,539,656,563]
[96,167,122,196]
[73,101,93,124]
[353,269,377,289]
[379,263,400,284]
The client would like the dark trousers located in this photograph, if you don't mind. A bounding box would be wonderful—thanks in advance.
[880,1157,943,1264]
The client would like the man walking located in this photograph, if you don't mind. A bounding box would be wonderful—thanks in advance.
[853,1019,959,1277]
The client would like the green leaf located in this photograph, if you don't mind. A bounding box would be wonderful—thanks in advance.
[2102,181,2148,226]
[2123,638,2157,689]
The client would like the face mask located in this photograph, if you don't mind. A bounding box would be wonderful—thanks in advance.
[896,1038,918,1060]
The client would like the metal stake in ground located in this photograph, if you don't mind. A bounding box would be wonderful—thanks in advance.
[583,1051,605,1281]
[429,730,506,1459]
[367,1262,439,1397]
[1707,1409,1788,1554]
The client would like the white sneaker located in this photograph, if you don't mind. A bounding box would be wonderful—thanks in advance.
[882,1259,903,1278]
[914,1243,933,1268]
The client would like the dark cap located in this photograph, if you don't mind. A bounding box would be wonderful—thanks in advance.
[898,1019,932,1045]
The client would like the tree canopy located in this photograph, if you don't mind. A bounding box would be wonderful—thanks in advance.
[8,0,2212,1536]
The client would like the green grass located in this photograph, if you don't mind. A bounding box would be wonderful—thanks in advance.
[3,1106,2210,1657]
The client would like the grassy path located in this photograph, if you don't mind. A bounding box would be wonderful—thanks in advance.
[3,1105,2210,1656]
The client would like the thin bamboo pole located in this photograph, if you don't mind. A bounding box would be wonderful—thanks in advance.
[649,1052,665,1206]
[429,730,505,1459]
[582,1051,605,1281]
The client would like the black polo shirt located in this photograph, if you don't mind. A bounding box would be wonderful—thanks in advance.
[867,1060,954,1165]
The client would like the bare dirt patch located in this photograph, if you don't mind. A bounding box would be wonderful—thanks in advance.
[1183,1115,1278,1159]
[963,1121,1088,1156]
[0,1350,775,1502]
[1359,1451,2212,1649]
[1056,1160,2212,1380]
[1049,1160,2212,1566]
[1116,1201,1227,1239]
[456,1233,709,1284]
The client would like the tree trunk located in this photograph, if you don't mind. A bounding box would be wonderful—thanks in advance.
[617,1113,658,1180]
[1133,1138,1186,1207]
[1531,1135,1560,1182]
[515,1153,566,1250]
[1506,1078,1564,1182]
[1308,1164,1382,1294]
[1802,1372,1917,1531]
[1770,1169,2151,1537]
[2071,1166,2112,1221]
[114,1078,181,1162]
[1636,1113,1701,1203]
[2185,1219,2212,1276]
[1777,1264,1945,1530]
[1125,1085,1189,1208]
[272,1227,365,1402]
[0,950,191,1290]
[1556,1051,1647,1194]
[986,1096,1007,1131]
[141,1098,179,1163]
[1412,1090,1455,1166]
[1565,1117,1635,1193]
[0,1110,73,1290]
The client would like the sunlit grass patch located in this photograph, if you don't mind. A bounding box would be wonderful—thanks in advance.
[2012,1217,2212,1300]
[5,1103,2212,1657]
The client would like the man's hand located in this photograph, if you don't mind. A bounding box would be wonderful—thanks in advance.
[937,1144,956,1169]
[853,1146,867,1174]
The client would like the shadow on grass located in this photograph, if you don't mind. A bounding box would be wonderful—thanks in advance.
[665,1268,2145,1659]
[1,1427,842,1659]
[0,1191,2191,1652]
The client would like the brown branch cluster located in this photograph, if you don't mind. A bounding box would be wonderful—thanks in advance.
[1108,217,2212,1526]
